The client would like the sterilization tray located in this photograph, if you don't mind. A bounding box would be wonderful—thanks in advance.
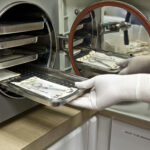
[0,54,38,69]
[0,35,38,49]
[0,21,44,35]
[0,64,85,106]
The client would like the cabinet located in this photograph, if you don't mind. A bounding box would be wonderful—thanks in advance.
[47,114,150,150]
[88,116,98,150]
[47,122,88,150]
[110,120,150,150]
[97,116,112,150]
[47,116,98,150]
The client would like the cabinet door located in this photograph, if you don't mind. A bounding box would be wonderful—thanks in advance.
[88,116,98,150]
[110,120,150,150]
[97,115,112,150]
[47,121,89,150]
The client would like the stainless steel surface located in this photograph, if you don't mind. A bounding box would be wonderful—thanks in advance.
[0,35,38,49]
[0,21,44,35]
[0,54,38,69]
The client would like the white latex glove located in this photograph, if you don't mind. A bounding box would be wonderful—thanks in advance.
[70,74,150,110]
[118,56,150,74]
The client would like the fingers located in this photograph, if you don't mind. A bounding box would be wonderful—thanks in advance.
[117,59,129,68]
[117,59,129,75]
[69,89,98,110]
[75,78,95,89]
[119,67,129,75]
[69,93,92,109]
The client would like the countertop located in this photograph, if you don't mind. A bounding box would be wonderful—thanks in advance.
[0,105,96,150]
[0,102,150,150]
[101,102,150,130]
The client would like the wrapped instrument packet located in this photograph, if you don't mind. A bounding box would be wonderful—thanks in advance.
[12,76,77,100]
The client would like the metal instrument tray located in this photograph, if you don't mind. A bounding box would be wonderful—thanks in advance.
[0,65,85,106]
[0,21,44,35]
[76,62,120,73]
[0,54,38,69]
[74,50,128,73]
[0,35,38,49]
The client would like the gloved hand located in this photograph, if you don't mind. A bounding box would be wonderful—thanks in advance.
[70,74,150,110]
[118,55,150,74]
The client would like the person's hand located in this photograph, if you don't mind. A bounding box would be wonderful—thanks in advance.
[70,74,145,110]
[118,55,150,74]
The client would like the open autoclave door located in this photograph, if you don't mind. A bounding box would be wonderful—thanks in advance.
[68,1,150,77]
